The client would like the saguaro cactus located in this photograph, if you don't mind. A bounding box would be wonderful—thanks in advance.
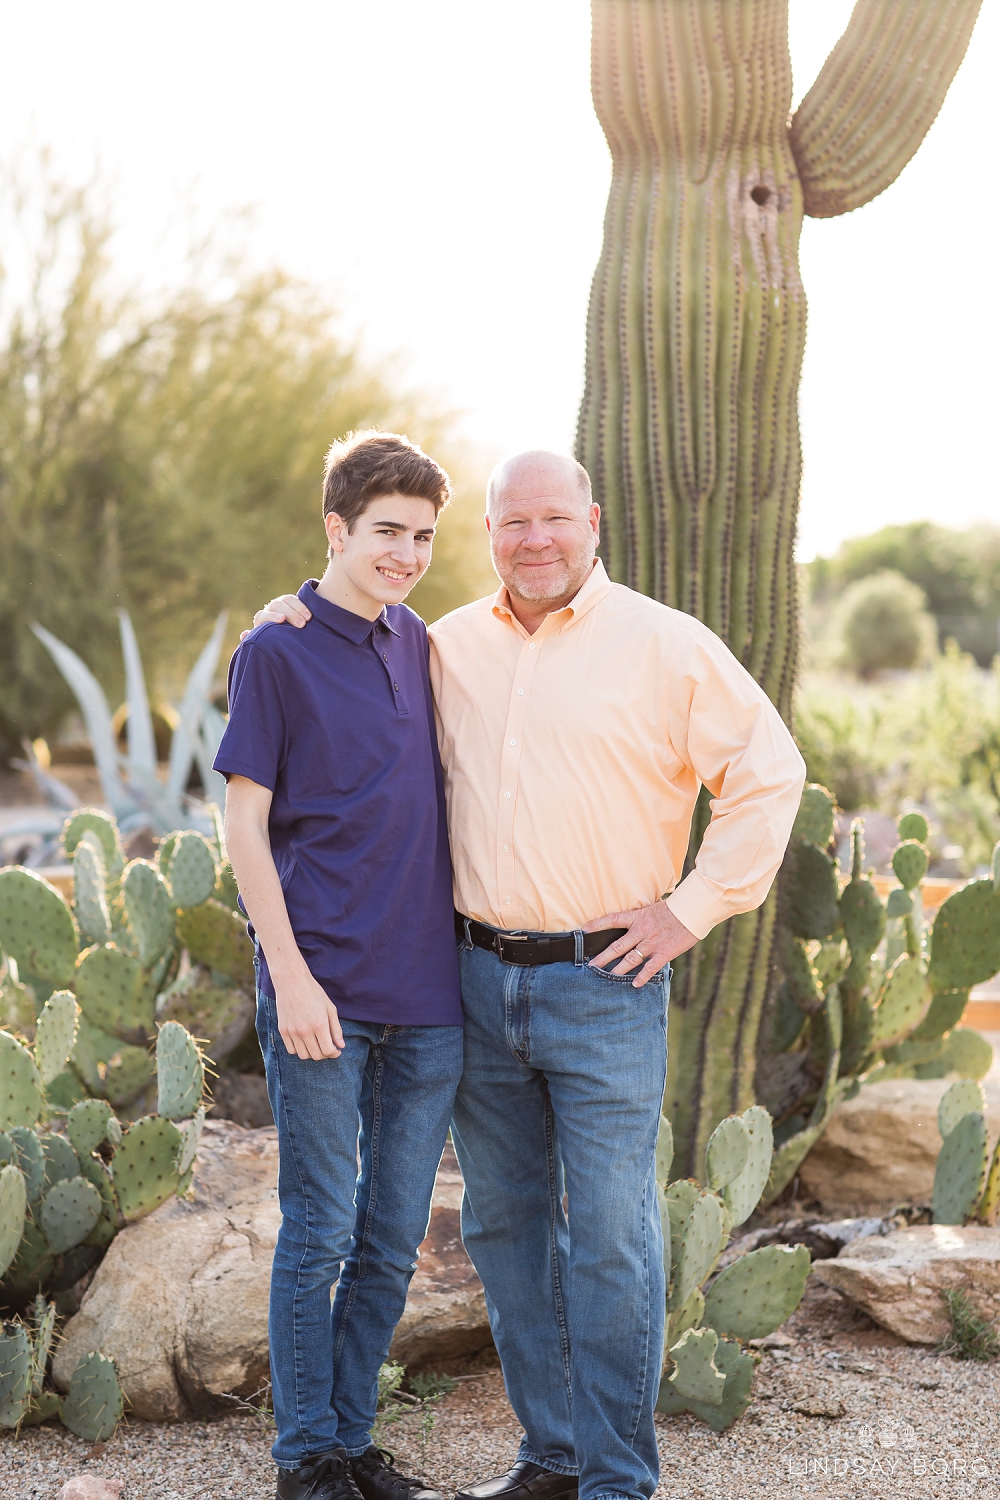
[578,0,982,1174]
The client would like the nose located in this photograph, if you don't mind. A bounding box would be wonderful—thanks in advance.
[522,520,554,550]
[391,535,418,565]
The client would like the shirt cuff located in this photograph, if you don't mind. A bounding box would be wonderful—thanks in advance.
[664,872,734,943]
[211,758,276,792]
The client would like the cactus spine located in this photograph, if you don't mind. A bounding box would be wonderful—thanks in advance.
[579,0,982,1175]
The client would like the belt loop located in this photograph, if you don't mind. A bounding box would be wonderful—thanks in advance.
[573,929,585,967]
[463,916,473,950]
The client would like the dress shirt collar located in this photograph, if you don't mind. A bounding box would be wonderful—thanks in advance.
[491,558,613,638]
[299,579,399,643]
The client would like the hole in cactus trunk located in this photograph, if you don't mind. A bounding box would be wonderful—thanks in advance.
[750,185,771,206]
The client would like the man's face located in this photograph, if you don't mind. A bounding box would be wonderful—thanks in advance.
[326,493,437,610]
[487,459,600,605]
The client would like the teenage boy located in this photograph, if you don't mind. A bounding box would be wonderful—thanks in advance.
[215,431,463,1500]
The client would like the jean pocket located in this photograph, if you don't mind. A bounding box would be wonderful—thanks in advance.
[589,961,666,985]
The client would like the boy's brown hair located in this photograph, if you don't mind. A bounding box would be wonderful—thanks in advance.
[322,430,451,532]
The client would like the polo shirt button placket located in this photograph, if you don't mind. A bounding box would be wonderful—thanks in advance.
[496,629,545,922]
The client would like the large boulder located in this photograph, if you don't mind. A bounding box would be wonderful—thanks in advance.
[798,1078,1000,1210]
[811,1224,1000,1343]
[53,1123,490,1420]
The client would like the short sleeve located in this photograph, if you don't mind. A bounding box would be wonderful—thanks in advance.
[212,638,288,792]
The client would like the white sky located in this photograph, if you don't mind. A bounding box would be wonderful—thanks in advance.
[0,1,996,562]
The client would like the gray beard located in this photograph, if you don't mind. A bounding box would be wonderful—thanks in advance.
[504,552,596,604]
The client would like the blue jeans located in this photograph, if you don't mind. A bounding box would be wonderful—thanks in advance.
[257,989,464,1468]
[451,943,670,1500]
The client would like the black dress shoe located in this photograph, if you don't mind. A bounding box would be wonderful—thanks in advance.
[349,1446,444,1500]
[277,1448,366,1500]
[455,1460,578,1500]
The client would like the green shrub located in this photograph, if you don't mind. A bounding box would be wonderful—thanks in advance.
[835,570,936,678]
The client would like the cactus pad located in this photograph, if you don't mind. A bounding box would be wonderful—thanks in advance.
[898,811,930,843]
[705,1116,750,1191]
[0,1162,27,1280]
[979,1139,1000,1226]
[929,880,1000,993]
[168,832,218,909]
[0,1322,31,1429]
[61,1350,123,1442]
[123,859,174,968]
[910,988,968,1042]
[67,1098,118,1160]
[933,1110,989,1225]
[39,1175,102,1255]
[176,899,254,987]
[791,785,836,848]
[34,991,79,1086]
[62,809,125,877]
[77,1153,119,1248]
[703,1243,811,1341]
[781,935,824,1014]
[839,875,885,968]
[2,1218,54,1299]
[0,869,78,988]
[655,1112,674,1187]
[0,1132,13,1169]
[156,1021,205,1120]
[70,1016,154,1107]
[723,1106,774,1227]
[75,943,153,1044]
[667,1286,704,1350]
[40,1132,80,1191]
[671,1191,725,1312]
[112,1115,182,1220]
[941,1028,993,1080]
[9,1128,44,1202]
[939,1079,984,1140]
[656,1335,754,1431]
[177,1105,205,1179]
[157,966,253,1061]
[872,954,930,1049]
[73,836,111,945]
[667,1326,726,1405]
[892,840,929,892]
[839,989,876,1078]
[885,887,913,920]
[665,1179,699,1275]
[0,1032,43,1131]
[787,841,840,942]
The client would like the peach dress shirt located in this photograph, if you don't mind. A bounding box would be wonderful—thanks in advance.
[427,560,805,941]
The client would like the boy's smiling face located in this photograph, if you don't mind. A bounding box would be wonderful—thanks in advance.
[324,493,438,617]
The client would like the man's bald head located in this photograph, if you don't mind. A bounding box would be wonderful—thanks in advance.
[486,450,592,516]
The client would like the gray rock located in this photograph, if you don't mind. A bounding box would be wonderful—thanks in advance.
[53,1123,490,1420]
[811,1224,1000,1343]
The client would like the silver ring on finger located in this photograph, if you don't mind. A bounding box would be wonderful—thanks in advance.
[629,948,644,965]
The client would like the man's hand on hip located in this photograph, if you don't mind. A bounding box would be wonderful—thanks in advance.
[584,902,697,987]
[274,969,345,1059]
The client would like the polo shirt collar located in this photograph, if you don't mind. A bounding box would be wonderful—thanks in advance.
[299,580,399,643]
[491,558,613,636]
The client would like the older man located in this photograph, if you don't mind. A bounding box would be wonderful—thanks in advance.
[252,450,805,1500]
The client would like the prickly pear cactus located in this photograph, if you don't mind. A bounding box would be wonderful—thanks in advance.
[112,1115,183,1221]
[60,1349,123,1442]
[931,1079,1000,1228]
[0,870,78,988]
[654,1102,808,1431]
[156,1022,205,1121]
[756,789,997,1203]
[166,832,218,910]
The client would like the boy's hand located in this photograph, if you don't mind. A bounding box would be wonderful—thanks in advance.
[275,970,345,1059]
[240,594,312,642]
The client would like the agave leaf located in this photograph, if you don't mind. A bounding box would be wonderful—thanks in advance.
[167,613,228,803]
[30,624,134,820]
[117,610,157,777]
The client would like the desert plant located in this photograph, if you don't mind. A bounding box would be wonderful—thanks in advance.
[0,805,254,1121]
[756,788,1000,1200]
[835,571,936,678]
[578,0,982,1178]
[931,1078,1000,1229]
[653,1105,810,1431]
[938,1289,1000,1363]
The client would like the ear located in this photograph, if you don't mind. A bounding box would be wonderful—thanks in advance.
[325,510,347,553]
[484,512,492,535]
[589,502,601,543]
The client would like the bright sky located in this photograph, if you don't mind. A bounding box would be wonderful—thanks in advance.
[1,1,995,562]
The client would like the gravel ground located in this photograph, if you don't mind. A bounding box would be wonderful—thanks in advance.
[4,1283,1000,1500]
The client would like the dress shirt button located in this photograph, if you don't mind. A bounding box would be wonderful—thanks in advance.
[505,898,511,905]
[528,643,536,650]
[509,739,517,746]
[503,790,511,799]
[503,844,509,852]
[517,688,524,696]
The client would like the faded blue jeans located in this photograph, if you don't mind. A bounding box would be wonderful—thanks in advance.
[257,987,464,1468]
[451,941,670,1500]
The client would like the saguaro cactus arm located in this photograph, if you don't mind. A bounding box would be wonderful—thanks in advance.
[790,0,983,218]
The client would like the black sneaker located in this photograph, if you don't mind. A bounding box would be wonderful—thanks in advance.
[349,1445,444,1500]
[277,1448,366,1500]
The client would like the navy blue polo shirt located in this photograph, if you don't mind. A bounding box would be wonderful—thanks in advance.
[212,580,462,1026]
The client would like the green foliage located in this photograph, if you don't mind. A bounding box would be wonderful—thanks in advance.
[156,1022,205,1121]
[702,1245,811,1342]
[938,1289,1000,1362]
[166,833,218,911]
[61,1350,123,1442]
[112,1116,183,1221]
[0,162,492,754]
[0,870,79,988]
[176,900,255,986]
[834,570,936,678]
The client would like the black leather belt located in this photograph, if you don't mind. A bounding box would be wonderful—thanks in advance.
[455,911,629,967]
